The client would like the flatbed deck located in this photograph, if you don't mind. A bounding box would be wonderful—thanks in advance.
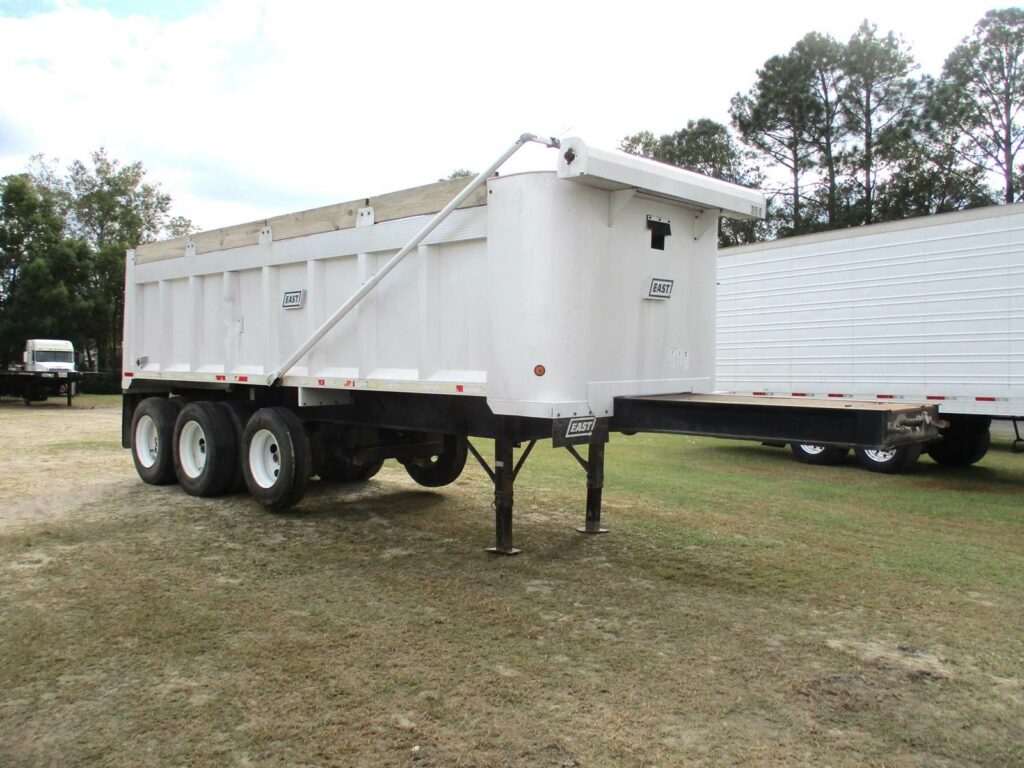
[612,393,936,450]
[0,370,82,406]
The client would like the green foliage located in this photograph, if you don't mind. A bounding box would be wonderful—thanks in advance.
[0,174,64,303]
[937,8,1024,203]
[0,176,102,365]
[622,120,756,182]
[731,49,820,232]
[30,148,187,249]
[441,169,475,181]
[794,32,847,227]
[627,12,1014,242]
[877,79,998,219]
[840,21,920,224]
[1,151,190,370]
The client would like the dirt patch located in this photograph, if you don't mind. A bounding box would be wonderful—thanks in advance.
[826,637,955,679]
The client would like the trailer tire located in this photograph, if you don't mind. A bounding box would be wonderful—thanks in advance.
[218,401,255,493]
[854,443,922,474]
[926,428,991,467]
[172,401,237,497]
[790,443,848,465]
[243,407,312,511]
[402,434,467,487]
[131,397,183,485]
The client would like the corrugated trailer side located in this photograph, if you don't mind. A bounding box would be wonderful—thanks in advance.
[717,202,1024,470]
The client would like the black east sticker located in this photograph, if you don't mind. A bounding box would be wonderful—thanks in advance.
[648,278,673,299]
[566,416,597,439]
[282,290,305,309]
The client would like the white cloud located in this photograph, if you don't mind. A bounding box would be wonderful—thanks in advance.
[0,0,1001,231]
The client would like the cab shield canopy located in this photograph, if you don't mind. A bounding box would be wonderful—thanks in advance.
[556,137,766,221]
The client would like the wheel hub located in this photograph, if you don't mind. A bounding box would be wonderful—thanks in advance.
[178,420,208,479]
[249,428,282,489]
[863,448,897,462]
[135,414,159,468]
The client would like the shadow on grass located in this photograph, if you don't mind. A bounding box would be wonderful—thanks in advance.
[283,483,450,521]
[0,397,108,411]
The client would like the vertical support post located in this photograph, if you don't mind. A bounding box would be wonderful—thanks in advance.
[577,441,608,534]
[488,435,520,555]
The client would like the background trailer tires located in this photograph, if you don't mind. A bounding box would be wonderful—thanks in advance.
[790,444,849,465]
[926,417,992,467]
[854,443,924,474]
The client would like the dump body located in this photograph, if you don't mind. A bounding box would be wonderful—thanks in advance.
[120,136,944,553]
[717,203,1024,418]
[124,143,763,420]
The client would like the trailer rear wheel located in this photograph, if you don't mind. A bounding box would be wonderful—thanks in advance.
[926,427,991,467]
[854,443,922,474]
[243,407,312,510]
[218,401,255,493]
[790,443,848,465]
[174,401,237,497]
[131,397,184,485]
[402,434,467,487]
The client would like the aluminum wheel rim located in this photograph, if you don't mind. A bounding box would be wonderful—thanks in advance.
[864,448,897,463]
[799,444,827,455]
[249,428,281,489]
[178,420,208,479]
[135,414,159,468]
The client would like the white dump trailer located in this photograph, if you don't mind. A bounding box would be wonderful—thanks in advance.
[122,134,937,552]
[718,202,1024,472]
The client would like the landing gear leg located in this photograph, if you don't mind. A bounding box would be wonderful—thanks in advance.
[488,436,519,555]
[566,440,609,535]
[467,432,537,555]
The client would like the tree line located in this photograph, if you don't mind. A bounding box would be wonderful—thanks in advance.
[622,9,1024,244]
[0,151,191,371]
[1,9,1021,371]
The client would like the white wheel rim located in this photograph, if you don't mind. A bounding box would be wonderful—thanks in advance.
[799,444,827,455]
[178,420,208,479]
[135,415,159,468]
[864,448,897,462]
[249,428,282,489]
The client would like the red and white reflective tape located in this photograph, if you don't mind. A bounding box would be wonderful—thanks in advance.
[745,390,1002,403]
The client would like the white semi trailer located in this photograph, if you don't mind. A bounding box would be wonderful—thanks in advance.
[717,202,1024,472]
[122,135,937,552]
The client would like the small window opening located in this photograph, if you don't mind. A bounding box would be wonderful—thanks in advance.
[647,215,671,250]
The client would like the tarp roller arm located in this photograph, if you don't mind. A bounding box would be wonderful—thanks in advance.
[267,133,561,386]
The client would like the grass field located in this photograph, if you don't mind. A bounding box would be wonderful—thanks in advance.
[1,396,1022,767]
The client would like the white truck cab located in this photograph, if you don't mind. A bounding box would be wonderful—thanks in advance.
[22,339,76,373]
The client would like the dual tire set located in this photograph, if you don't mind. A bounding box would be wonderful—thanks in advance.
[130,397,467,510]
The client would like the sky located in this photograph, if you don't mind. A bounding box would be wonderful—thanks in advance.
[0,0,1011,231]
